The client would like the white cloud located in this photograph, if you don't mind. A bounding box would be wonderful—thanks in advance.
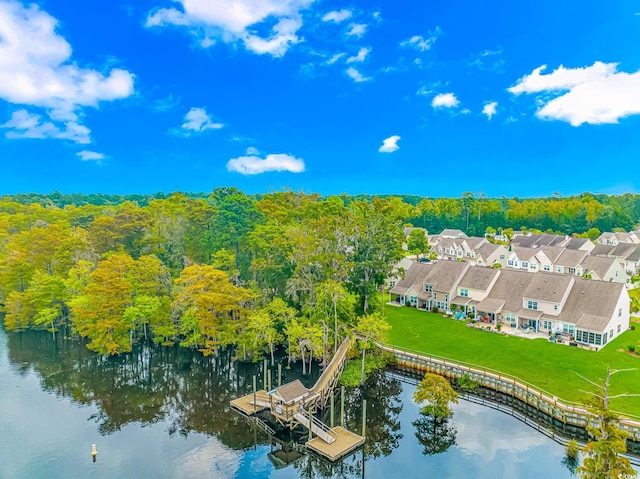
[509,62,640,126]
[246,146,260,155]
[326,53,345,65]
[0,0,135,143]
[181,107,224,132]
[346,67,371,83]
[1,110,90,143]
[77,150,106,162]
[345,23,367,37]
[482,101,498,120]
[378,135,401,153]
[146,0,314,57]
[400,33,438,51]
[322,9,352,23]
[431,92,459,108]
[346,47,370,64]
[227,153,305,175]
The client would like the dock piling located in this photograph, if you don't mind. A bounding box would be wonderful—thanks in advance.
[330,390,335,428]
[278,363,282,388]
[341,386,345,427]
[362,399,367,437]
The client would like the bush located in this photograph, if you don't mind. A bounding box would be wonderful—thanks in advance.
[457,375,479,390]
[631,324,637,331]
[431,306,439,314]
[628,345,636,353]
[339,354,387,387]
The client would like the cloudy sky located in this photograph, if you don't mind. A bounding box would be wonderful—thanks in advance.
[1,0,640,197]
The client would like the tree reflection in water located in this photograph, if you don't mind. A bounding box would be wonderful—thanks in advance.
[413,413,457,456]
[6,330,408,478]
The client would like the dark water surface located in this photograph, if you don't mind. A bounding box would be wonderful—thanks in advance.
[0,328,585,478]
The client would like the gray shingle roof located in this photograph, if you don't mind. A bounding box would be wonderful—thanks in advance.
[476,297,505,314]
[554,249,588,267]
[590,244,616,257]
[522,272,574,303]
[440,229,468,238]
[579,255,616,279]
[512,246,540,261]
[564,238,590,250]
[273,380,309,403]
[538,245,564,262]
[626,245,640,262]
[484,269,536,312]
[559,278,625,331]
[389,262,431,295]
[458,267,500,291]
[423,260,470,293]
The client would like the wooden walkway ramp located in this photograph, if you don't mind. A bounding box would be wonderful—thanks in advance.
[230,336,364,461]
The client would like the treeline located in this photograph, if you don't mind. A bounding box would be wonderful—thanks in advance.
[2,188,640,359]
[409,192,640,236]
[0,188,402,360]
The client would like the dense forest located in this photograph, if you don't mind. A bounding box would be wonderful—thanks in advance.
[1,189,639,360]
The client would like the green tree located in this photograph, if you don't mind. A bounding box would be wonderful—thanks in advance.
[577,367,638,479]
[407,228,430,260]
[413,373,459,418]
[356,312,391,384]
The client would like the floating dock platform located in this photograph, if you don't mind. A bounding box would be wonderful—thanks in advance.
[306,426,365,462]
[230,390,270,416]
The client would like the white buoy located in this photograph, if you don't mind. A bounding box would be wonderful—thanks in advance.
[91,444,98,462]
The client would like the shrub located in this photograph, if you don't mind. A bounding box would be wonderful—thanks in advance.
[457,375,479,390]
[628,345,636,353]
[631,324,637,331]
[431,305,439,314]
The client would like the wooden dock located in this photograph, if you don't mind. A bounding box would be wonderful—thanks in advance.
[230,337,366,462]
[306,427,365,461]
[230,390,270,416]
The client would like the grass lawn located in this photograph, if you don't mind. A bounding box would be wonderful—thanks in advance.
[383,305,640,417]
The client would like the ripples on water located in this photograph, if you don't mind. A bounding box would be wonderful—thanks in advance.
[0,328,594,478]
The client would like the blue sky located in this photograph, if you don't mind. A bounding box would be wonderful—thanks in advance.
[1,0,640,197]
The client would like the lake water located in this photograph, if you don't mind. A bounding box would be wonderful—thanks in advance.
[0,327,594,478]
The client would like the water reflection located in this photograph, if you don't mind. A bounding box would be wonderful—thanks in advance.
[1,328,595,478]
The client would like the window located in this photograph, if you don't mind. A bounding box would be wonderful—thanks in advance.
[433,292,437,299]
[445,294,449,302]
[527,300,538,310]
[389,280,396,287]
[603,332,608,344]
[410,296,417,305]
[457,250,462,257]
[619,308,622,317]
[514,261,519,267]
[522,261,529,268]
[610,328,614,338]
[466,252,472,257]
[543,320,553,330]
[424,284,433,292]
[568,267,575,275]
[507,260,514,266]
[553,304,558,311]
[506,313,517,327]
[595,334,602,346]
[460,288,469,297]
[617,324,621,333]
[543,265,550,271]
[563,323,575,334]
[557,266,562,272]
[531,263,537,270]
[500,254,505,259]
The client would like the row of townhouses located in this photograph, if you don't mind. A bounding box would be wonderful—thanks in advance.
[414,228,640,281]
[389,261,630,351]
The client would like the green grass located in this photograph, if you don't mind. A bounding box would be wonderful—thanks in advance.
[383,306,640,417]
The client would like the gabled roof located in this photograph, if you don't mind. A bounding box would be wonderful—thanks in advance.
[512,246,540,261]
[564,238,591,250]
[522,272,574,303]
[626,245,640,262]
[474,243,501,257]
[440,229,468,238]
[559,278,625,331]
[423,260,469,293]
[538,245,564,262]
[511,234,567,249]
[554,249,588,267]
[484,269,536,312]
[389,262,431,295]
[271,380,309,404]
[610,242,638,259]
[579,255,617,279]
[463,237,487,249]
[590,244,616,257]
[458,267,500,291]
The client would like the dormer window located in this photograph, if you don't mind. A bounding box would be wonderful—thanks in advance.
[554,304,558,311]
[424,284,433,292]
[460,288,469,297]
[527,300,538,310]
